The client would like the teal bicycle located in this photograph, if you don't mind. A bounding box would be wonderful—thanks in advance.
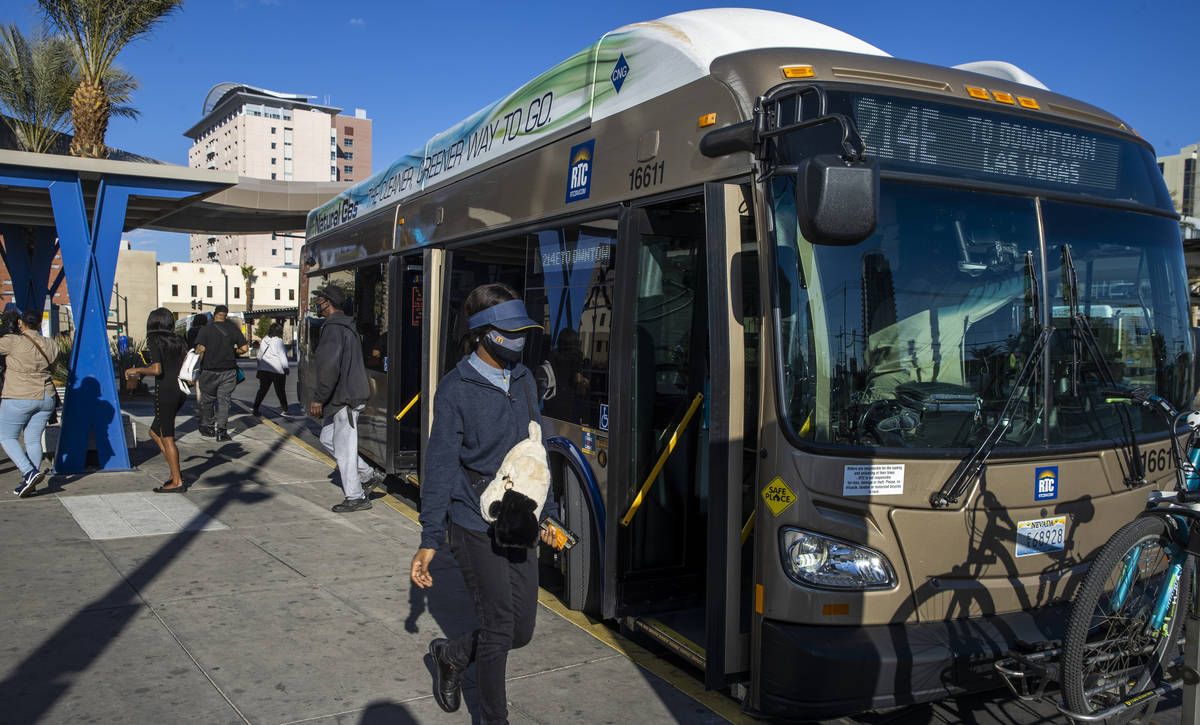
[999,385,1200,723]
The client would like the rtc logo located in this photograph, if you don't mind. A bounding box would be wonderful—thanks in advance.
[565,139,595,203]
[1034,466,1059,501]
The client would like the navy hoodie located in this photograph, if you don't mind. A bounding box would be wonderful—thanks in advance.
[419,355,558,550]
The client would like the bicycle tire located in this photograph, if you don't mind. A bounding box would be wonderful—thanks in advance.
[1061,515,1190,718]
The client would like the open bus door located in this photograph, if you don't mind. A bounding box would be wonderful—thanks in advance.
[607,184,755,688]
[388,252,424,476]
[416,248,447,487]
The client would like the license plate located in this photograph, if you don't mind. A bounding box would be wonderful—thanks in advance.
[1016,516,1066,557]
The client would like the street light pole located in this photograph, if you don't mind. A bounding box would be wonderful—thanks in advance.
[208,252,229,307]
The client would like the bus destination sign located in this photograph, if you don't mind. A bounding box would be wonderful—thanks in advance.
[852,95,1120,191]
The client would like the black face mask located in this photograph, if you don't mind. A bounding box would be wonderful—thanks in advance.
[483,329,525,363]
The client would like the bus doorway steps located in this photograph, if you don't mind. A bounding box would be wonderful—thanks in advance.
[626,608,706,671]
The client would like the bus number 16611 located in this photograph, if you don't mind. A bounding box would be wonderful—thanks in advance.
[629,161,665,191]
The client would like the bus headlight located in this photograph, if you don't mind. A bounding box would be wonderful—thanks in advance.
[779,528,896,590]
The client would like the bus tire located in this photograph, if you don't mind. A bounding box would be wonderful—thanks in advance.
[1060,515,1189,719]
[549,452,602,615]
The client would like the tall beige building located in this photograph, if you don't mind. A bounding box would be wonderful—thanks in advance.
[184,83,372,268]
[1158,143,1198,223]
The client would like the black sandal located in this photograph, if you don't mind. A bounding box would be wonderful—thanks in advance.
[153,482,188,493]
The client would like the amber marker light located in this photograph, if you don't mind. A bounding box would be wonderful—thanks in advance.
[698,113,717,128]
[966,86,990,100]
[992,91,1016,105]
[1017,96,1040,109]
[823,603,851,616]
[781,65,814,79]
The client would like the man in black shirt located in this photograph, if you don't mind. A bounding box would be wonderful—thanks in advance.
[195,305,248,441]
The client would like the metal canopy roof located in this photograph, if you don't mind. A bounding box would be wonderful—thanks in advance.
[146,176,351,233]
[0,150,348,234]
[0,149,236,231]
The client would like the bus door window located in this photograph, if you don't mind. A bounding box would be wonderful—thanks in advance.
[396,260,423,453]
[627,199,708,575]
[525,224,616,427]
[355,263,388,371]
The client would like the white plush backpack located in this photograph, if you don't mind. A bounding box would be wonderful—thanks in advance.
[479,420,551,547]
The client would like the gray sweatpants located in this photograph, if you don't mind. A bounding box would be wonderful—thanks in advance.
[198,369,237,430]
[319,404,374,499]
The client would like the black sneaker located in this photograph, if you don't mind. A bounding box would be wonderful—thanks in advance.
[215,430,232,442]
[331,497,372,513]
[429,638,462,713]
[199,426,215,437]
[13,469,44,498]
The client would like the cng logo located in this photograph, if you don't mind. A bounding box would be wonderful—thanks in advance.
[565,139,594,203]
[610,53,630,93]
[1034,466,1059,501]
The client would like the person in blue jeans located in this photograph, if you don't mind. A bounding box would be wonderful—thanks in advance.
[0,310,59,497]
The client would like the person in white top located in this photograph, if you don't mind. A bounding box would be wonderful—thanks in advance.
[252,323,290,416]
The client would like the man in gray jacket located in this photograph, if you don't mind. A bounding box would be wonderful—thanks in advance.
[308,285,385,512]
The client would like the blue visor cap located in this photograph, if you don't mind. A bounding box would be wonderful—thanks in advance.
[467,299,542,332]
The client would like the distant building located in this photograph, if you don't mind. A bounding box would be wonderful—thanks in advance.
[1158,143,1199,226]
[183,83,372,268]
[157,261,299,318]
[112,242,158,340]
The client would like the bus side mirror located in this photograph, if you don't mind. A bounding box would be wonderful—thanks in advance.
[699,120,756,158]
[795,154,879,245]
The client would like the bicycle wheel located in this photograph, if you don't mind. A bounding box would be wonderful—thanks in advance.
[1061,515,1190,719]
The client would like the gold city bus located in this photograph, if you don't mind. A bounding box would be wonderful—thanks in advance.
[298,9,1193,718]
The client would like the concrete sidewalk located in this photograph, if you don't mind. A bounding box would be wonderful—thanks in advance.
[0,392,731,725]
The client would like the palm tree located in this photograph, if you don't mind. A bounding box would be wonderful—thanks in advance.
[0,25,73,153]
[0,25,140,154]
[240,264,256,312]
[38,0,183,158]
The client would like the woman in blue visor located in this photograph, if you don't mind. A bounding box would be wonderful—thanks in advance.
[410,282,563,724]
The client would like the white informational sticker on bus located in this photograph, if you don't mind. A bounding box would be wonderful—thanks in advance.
[1016,516,1066,557]
[843,464,904,496]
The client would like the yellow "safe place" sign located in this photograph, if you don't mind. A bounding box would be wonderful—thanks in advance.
[761,477,797,516]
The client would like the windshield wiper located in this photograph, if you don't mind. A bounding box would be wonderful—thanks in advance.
[1061,244,1145,486]
[931,252,1049,508]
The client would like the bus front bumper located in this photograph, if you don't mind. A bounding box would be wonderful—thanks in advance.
[755,603,1068,718]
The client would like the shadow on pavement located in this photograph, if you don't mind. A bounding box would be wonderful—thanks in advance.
[359,700,420,724]
[0,440,286,722]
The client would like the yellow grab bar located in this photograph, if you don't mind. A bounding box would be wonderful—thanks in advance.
[395,392,421,422]
[621,392,705,527]
[740,510,756,545]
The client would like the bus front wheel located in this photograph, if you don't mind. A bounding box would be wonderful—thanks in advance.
[543,452,601,616]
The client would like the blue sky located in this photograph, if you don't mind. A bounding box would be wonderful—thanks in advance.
[3,0,1196,261]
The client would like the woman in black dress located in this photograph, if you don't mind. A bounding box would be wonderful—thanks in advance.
[125,308,189,492]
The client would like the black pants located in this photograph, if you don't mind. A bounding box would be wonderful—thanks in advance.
[252,370,288,412]
[445,523,538,725]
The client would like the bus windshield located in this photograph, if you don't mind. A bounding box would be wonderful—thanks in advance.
[773,179,1192,450]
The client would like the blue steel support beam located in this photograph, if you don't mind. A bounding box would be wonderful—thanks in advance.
[0,165,224,472]
[0,225,59,313]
